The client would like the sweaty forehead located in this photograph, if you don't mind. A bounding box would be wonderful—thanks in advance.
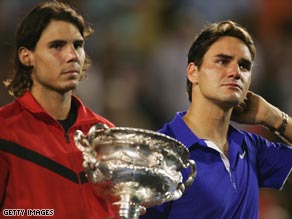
[38,20,83,42]
[206,36,252,61]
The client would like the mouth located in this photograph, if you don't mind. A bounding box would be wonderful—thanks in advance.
[223,83,242,90]
[63,69,80,74]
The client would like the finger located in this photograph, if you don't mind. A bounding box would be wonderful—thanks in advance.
[234,104,245,113]
[235,98,248,112]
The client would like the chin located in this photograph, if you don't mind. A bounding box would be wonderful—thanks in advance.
[228,92,242,101]
[67,81,79,88]
[223,96,241,107]
[58,84,79,93]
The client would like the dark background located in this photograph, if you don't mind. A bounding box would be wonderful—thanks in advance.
[1,1,292,218]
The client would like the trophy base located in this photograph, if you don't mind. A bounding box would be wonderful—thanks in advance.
[112,192,146,219]
[114,201,145,219]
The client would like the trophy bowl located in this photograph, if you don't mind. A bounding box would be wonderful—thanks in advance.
[74,123,196,219]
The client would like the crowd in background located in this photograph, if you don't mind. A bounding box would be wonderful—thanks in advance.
[0,0,292,218]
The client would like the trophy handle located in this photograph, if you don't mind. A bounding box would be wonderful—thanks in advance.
[167,159,196,201]
[88,123,110,136]
[184,159,196,189]
[74,123,110,152]
[74,123,112,183]
[74,130,89,152]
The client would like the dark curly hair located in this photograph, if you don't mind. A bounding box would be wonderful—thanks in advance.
[4,0,94,97]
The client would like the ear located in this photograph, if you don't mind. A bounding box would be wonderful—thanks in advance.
[187,62,199,85]
[18,47,34,67]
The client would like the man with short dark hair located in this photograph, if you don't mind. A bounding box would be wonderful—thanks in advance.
[141,20,292,219]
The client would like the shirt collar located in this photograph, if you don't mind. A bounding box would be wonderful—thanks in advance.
[17,91,46,114]
[166,111,246,151]
[17,91,82,113]
[16,91,85,124]
[166,111,205,149]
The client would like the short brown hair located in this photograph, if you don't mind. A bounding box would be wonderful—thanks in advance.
[186,20,256,102]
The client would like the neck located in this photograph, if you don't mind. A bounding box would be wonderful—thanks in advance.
[184,101,232,151]
[31,88,72,120]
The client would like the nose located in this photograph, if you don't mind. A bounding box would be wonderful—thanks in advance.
[227,62,241,79]
[67,45,79,62]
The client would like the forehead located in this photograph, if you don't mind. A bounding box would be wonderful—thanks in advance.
[38,20,83,43]
[205,36,252,61]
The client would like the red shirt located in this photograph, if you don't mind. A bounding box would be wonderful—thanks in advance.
[0,92,116,219]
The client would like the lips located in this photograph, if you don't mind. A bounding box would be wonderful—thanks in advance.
[62,69,80,74]
[223,83,242,90]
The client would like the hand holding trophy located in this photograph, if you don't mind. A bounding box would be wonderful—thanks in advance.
[74,123,196,219]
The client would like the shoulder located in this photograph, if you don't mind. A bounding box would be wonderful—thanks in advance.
[229,125,267,144]
[158,123,175,138]
[78,106,114,128]
[237,127,291,153]
[92,113,115,128]
[73,95,115,127]
[240,129,269,145]
[0,100,20,117]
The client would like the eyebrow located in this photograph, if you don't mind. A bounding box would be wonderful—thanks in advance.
[48,40,65,45]
[215,54,233,59]
[215,53,252,66]
[48,39,84,45]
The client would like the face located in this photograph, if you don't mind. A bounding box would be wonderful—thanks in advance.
[190,36,252,108]
[28,20,85,94]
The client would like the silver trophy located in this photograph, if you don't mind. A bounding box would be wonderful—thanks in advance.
[74,123,196,219]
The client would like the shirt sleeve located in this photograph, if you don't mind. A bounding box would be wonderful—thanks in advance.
[250,133,292,189]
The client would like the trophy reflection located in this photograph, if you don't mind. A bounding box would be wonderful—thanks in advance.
[74,124,196,219]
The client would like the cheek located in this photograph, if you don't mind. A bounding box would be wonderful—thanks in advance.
[200,68,220,86]
[243,73,252,89]
[33,56,59,77]
[78,49,86,62]
[35,52,60,67]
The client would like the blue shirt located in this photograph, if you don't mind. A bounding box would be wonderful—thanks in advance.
[141,112,292,219]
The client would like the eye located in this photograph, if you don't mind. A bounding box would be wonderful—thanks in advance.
[74,40,84,49]
[217,59,229,66]
[239,61,251,72]
[49,41,65,49]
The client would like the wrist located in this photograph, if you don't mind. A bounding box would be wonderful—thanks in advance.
[270,111,288,135]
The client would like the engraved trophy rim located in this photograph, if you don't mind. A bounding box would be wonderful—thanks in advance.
[90,126,190,161]
[74,124,196,219]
